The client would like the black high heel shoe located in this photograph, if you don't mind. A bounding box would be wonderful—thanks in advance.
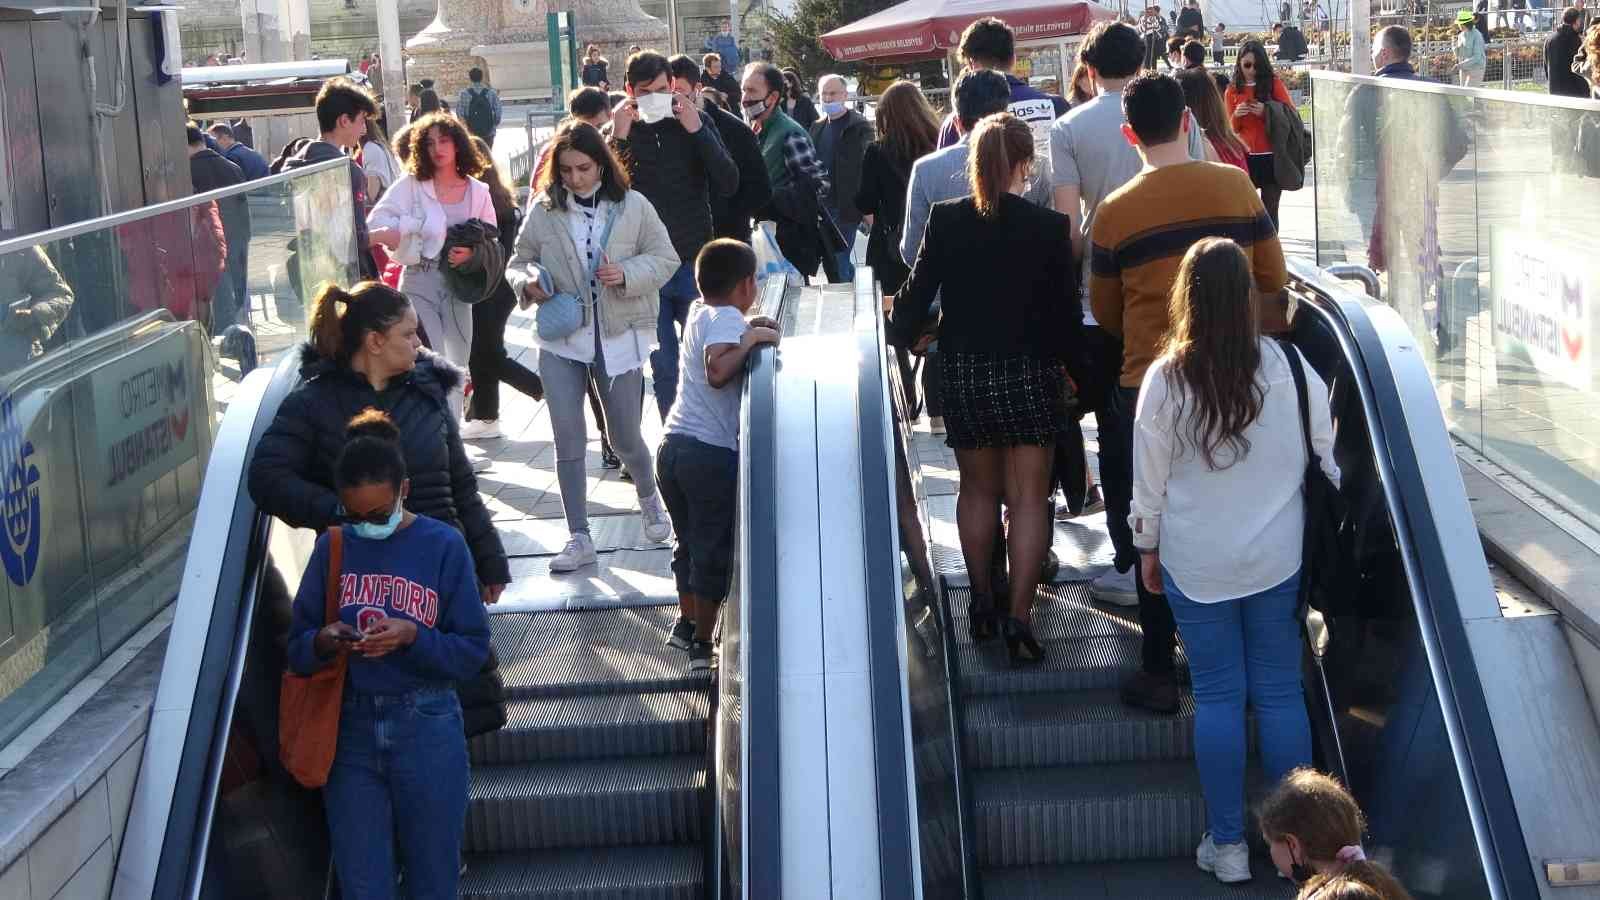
[968,593,999,643]
[1003,617,1045,667]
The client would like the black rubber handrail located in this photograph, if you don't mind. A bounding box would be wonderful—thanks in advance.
[1286,263,1537,899]
[151,353,306,899]
[737,275,790,897]
[853,272,919,899]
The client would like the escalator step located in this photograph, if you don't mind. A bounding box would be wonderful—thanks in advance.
[963,688,1198,769]
[471,690,709,765]
[958,634,1147,697]
[489,608,710,698]
[459,844,702,899]
[466,755,706,853]
[947,584,1141,650]
[972,761,1207,865]
[981,858,1294,898]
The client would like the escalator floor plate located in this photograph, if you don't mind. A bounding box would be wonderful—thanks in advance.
[488,608,710,698]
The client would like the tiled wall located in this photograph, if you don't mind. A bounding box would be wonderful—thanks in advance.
[0,740,142,900]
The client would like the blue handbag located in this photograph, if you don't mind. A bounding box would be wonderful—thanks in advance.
[536,203,619,342]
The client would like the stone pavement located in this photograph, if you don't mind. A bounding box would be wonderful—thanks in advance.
[462,304,679,613]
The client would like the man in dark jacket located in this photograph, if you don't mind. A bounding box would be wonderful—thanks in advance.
[1176,0,1206,38]
[1548,7,1590,96]
[208,122,269,179]
[609,50,738,419]
[669,54,771,244]
[810,74,874,282]
[188,124,252,332]
[282,78,380,283]
[743,62,835,282]
[702,52,742,102]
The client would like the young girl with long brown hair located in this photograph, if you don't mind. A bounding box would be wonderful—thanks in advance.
[1260,768,1414,899]
[854,80,940,294]
[1177,68,1249,171]
[1130,238,1338,883]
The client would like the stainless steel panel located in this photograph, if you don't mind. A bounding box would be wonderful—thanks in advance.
[126,15,189,205]
[0,22,48,236]
[1465,615,1600,900]
[30,18,100,226]
[97,17,143,215]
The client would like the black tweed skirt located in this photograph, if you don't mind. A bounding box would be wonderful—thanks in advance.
[939,352,1067,450]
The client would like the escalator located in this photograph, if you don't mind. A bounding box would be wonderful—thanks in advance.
[110,257,1599,899]
[111,281,803,900]
[871,261,1596,899]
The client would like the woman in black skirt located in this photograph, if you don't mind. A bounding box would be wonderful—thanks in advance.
[889,112,1082,665]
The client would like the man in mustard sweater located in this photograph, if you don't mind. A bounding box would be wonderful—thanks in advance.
[1088,72,1287,714]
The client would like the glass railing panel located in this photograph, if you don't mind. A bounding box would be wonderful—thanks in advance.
[0,158,356,750]
[1312,70,1600,532]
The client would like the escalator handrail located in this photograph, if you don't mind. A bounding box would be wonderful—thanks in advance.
[115,353,306,900]
[852,270,919,898]
[1286,258,1538,899]
[736,275,790,897]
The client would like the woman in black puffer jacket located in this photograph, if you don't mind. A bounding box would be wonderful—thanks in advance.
[249,280,510,737]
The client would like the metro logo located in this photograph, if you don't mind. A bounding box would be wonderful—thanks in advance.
[0,394,42,587]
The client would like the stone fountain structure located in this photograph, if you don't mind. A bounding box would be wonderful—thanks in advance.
[404,0,668,101]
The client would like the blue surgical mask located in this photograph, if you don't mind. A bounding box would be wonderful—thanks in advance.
[351,498,404,540]
[822,100,847,117]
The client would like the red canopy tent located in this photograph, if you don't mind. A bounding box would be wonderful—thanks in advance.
[819,0,1117,63]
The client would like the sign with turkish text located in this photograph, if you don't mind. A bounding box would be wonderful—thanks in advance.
[1492,230,1593,393]
[89,331,201,504]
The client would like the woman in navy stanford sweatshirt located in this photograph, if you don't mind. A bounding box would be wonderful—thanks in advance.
[288,409,490,899]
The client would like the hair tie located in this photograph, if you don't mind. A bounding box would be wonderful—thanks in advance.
[1335,845,1366,865]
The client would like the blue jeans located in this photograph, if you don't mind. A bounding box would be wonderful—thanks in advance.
[832,250,856,284]
[324,687,469,899]
[1164,569,1312,845]
[650,261,699,420]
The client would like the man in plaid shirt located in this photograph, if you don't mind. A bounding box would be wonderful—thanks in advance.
[740,62,842,281]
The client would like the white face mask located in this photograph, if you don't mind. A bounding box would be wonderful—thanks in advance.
[636,92,674,123]
[568,180,602,200]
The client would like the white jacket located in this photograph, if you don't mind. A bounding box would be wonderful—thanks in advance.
[366,173,496,265]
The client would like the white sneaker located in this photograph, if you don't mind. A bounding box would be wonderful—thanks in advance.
[639,493,674,543]
[550,533,597,573]
[460,418,503,440]
[1091,566,1140,607]
[1196,832,1253,884]
[470,456,492,473]
[929,416,946,435]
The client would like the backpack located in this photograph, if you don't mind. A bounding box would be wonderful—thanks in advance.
[465,86,496,140]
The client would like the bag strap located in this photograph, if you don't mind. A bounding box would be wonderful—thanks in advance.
[1272,336,1316,465]
[323,527,343,626]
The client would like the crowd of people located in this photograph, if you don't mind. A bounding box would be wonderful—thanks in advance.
[205,8,1600,895]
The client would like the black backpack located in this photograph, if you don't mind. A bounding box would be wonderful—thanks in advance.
[465,87,496,140]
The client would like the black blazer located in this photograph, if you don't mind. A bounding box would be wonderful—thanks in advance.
[853,142,914,294]
[889,194,1081,363]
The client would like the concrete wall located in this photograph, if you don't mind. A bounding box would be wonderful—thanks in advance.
[0,742,143,900]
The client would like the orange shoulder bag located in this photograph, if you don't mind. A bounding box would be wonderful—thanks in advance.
[279,527,347,788]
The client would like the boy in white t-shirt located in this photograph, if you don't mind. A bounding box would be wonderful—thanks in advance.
[657,239,780,670]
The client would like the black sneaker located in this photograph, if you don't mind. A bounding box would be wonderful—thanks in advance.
[1121,670,1180,714]
[601,442,621,469]
[688,640,714,671]
[667,614,696,650]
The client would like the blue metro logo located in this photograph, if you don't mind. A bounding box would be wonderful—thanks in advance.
[0,394,41,586]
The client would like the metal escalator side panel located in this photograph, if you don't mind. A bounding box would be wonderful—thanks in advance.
[1287,260,1539,900]
[851,268,919,900]
[113,356,304,900]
